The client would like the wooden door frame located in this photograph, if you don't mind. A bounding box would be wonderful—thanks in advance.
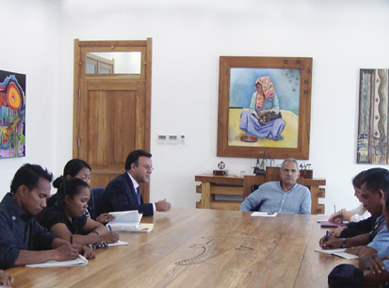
[73,38,152,202]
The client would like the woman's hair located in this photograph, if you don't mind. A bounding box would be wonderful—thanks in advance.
[352,170,366,189]
[55,178,90,207]
[53,159,91,189]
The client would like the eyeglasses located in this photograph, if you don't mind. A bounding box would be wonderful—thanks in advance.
[143,165,154,171]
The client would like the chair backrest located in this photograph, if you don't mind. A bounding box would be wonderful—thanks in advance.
[88,187,104,220]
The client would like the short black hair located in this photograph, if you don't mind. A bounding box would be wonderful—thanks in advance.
[10,164,53,194]
[56,178,90,207]
[362,168,389,198]
[53,158,91,188]
[125,150,152,170]
[352,170,366,189]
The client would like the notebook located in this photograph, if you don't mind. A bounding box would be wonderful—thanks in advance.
[108,210,143,230]
[314,248,358,260]
[26,254,88,268]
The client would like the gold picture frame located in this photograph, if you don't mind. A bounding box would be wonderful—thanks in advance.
[217,56,312,159]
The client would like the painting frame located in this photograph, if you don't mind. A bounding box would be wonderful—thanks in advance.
[217,56,312,159]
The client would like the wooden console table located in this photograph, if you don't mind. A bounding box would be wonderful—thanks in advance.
[195,171,326,214]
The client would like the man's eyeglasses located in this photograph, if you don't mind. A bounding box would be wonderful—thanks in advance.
[143,165,154,171]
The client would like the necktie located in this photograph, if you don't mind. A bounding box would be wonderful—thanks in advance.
[136,186,141,205]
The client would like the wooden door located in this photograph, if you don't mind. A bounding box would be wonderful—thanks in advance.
[73,39,152,202]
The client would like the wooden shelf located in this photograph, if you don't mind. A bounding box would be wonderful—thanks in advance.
[195,171,326,214]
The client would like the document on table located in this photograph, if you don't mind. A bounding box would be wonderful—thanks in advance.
[108,240,129,247]
[26,254,88,268]
[108,210,143,230]
[314,248,358,259]
[251,212,277,217]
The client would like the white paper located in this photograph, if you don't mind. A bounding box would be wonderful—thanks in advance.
[108,240,129,247]
[314,248,358,259]
[108,210,142,229]
[251,212,278,217]
[26,255,88,268]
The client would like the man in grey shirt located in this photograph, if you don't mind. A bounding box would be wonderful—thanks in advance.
[240,158,311,214]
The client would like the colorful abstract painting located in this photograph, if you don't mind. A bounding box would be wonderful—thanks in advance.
[0,69,26,158]
[357,69,389,164]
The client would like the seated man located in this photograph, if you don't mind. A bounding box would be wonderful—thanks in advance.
[319,168,389,259]
[0,164,94,270]
[240,158,311,214]
[101,149,171,216]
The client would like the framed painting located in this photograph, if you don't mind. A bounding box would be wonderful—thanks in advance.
[217,56,312,159]
[357,69,389,164]
[0,69,26,158]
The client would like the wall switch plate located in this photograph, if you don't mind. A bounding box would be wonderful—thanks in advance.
[168,135,178,144]
[158,135,167,144]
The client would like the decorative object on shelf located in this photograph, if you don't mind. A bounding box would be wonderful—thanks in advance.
[253,151,266,175]
[213,161,228,176]
[217,56,312,160]
[299,163,313,179]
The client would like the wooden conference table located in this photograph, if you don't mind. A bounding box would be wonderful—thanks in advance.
[6,208,357,288]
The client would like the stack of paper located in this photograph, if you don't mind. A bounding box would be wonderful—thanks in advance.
[251,212,277,217]
[108,210,143,231]
[26,255,88,268]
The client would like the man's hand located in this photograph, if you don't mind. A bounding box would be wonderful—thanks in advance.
[319,235,343,249]
[345,246,363,255]
[328,211,344,223]
[78,245,95,259]
[54,243,79,261]
[360,254,389,274]
[0,270,14,287]
[331,226,347,238]
[100,231,120,244]
[155,199,171,212]
[96,213,116,225]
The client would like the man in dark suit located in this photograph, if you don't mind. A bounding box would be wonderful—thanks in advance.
[101,150,171,216]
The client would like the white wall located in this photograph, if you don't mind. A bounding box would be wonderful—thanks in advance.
[0,0,59,194]
[1,0,389,215]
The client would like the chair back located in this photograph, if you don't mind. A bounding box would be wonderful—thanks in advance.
[88,187,104,220]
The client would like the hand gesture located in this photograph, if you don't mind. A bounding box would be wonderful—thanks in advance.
[362,254,389,275]
[54,243,79,261]
[79,245,95,259]
[328,211,343,223]
[319,235,342,249]
[100,231,120,244]
[155,199,171,212]
[96,213,116,225]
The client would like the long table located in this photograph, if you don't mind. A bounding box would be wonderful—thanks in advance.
[6,208,357,288]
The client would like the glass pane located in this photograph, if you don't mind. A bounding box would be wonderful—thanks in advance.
[86,62,96,74]
[86,52,141,74]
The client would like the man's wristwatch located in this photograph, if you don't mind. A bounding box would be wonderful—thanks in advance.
[341,238,346,248]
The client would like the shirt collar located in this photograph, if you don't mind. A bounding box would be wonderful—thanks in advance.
[127,172,139,190]
[2,192,30,219]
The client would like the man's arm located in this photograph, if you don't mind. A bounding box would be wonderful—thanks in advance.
[299,188,311,215]
[106,180,154,216]
[320,233,370,249]
[240,190,262,212]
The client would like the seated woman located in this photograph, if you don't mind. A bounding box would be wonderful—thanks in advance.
[48,159,114,224]
[40,178,119,246]
[239,76,285,141]
[329,170,370,223]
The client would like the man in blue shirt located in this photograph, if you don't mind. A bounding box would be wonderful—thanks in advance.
[240,158,311,214]
[0,164,94,270]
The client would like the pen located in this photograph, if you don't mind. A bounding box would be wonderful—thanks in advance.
[333,204,336,214]
[108,225,112,232]
[322,230,329,249]
[70,235,73,245]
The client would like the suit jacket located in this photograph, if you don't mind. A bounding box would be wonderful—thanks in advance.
[101,173,154,216]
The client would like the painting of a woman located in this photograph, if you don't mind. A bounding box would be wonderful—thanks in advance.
[239,76,285,141]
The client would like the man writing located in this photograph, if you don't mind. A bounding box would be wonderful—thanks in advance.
[319,168,389,260]
[101,149,171,216]
[240,158,311,214]
[0,164,94,270]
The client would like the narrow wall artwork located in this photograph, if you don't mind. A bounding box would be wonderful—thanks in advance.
[0,69,26,158]
[357,69,389,164]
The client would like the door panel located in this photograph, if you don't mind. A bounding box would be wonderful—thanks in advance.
[74,39,151,202]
